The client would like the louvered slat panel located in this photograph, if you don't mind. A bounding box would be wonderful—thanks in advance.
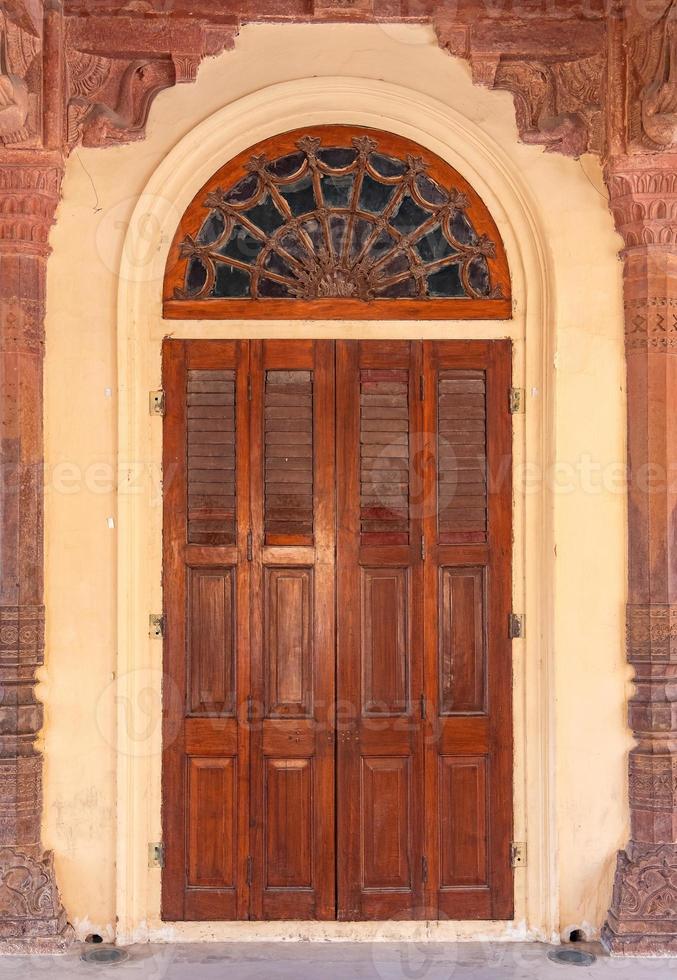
[187,369,236,545]
[360,369,410,545]
[265,370,314,541]
[437,369,487,543]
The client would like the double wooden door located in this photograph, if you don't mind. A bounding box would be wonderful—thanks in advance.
[162,338,513,922]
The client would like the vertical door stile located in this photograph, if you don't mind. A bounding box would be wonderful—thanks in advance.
[335,340,361,920]
[486,341,514,920]
[248,340,265,920]
[161,339,187,922]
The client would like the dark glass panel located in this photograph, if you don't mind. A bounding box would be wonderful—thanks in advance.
[217,224,263,265]
[224,172,259,205]
[278,228,311,263]
[378,251,410,280]
[268,151,305,179]
[369,152,407,178]
[416,174,448,208]
[358,173,396,215]
[450,210,477,246]
[213,264,250,298]
[415,224,457,264]
[350,216,377,260]
[186,257,207,296]
[263,249,298,281]
[278,173,317,217]
[426,264,465,298]
[258,276,294,298]
[321,174,354,209]
[300,216,325,254]
[363,226,397,265]
[329,214,347,256]
[390,194,431,237]
[197,210,226,245]
[374,276,418,298]
[243,195,286,236]
[317,146,357,169]
[468,256,491,296]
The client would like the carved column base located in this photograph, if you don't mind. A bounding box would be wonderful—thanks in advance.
[0,847,74,954]
[602,843,677,955]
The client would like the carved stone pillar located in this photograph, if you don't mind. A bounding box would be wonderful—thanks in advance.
[602,155,677,955]
[0,158,73,952]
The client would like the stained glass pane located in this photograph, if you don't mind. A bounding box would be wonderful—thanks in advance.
[176,132,503,303]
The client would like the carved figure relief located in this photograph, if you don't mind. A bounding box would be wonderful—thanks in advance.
[0,15,39,146]
[629,0,677,149]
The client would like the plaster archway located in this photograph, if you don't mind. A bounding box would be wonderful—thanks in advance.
[114,74,557,943]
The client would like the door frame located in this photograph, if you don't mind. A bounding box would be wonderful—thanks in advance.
[114,77,555,943]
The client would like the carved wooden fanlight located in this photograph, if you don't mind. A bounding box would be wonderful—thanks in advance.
[163,126,511,319]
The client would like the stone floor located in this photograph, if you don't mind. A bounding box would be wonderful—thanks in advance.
[1,942,677,979]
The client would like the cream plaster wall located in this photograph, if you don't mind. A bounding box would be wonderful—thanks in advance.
[43,23,630,944]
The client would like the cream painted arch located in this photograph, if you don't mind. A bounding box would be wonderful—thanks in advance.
[115,75,556,944]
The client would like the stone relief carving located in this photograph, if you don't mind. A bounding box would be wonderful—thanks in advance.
[492,55,604,157]
[0,848,73,948]
[628,0,677,149]
[0,12,40,146]
[67,55,175,147]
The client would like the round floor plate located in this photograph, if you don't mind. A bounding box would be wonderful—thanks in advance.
[81,945,130,965]
[548,948,597,967]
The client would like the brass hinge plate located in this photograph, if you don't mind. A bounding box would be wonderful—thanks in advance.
[148,842,165,868]
[149,613,164,638]
[509,613,525,639]
[246,855,253,886]
[149,389,165,416]
[509,387,524,414]
[511,842,527,868]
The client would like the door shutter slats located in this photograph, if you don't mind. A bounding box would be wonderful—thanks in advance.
[264,370,314,541]
[359,369,410,545]
[187,368,236,545]
[437,369,487,544]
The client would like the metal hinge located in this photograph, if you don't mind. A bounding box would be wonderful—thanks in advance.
[246,530,253,561]
[509,387,524,414]
[511,842,527,868]
[247,695,254,724]
[246,855,253,886]
[148,842,165,869]
[149,389,165,416]
[149,613,164,638]
[509,613,525,639]
[420,535,426,561]
[421,855,428,884]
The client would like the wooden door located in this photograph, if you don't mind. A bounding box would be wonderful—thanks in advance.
[248,340,336,920]
[162,339,251,921]
[162,338,513,923]
[161,339,335,921]
[336,341,427,920]
[335,339,513,921]
[421,340,513,919]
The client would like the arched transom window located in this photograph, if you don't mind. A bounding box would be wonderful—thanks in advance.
[164,126,511,320]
